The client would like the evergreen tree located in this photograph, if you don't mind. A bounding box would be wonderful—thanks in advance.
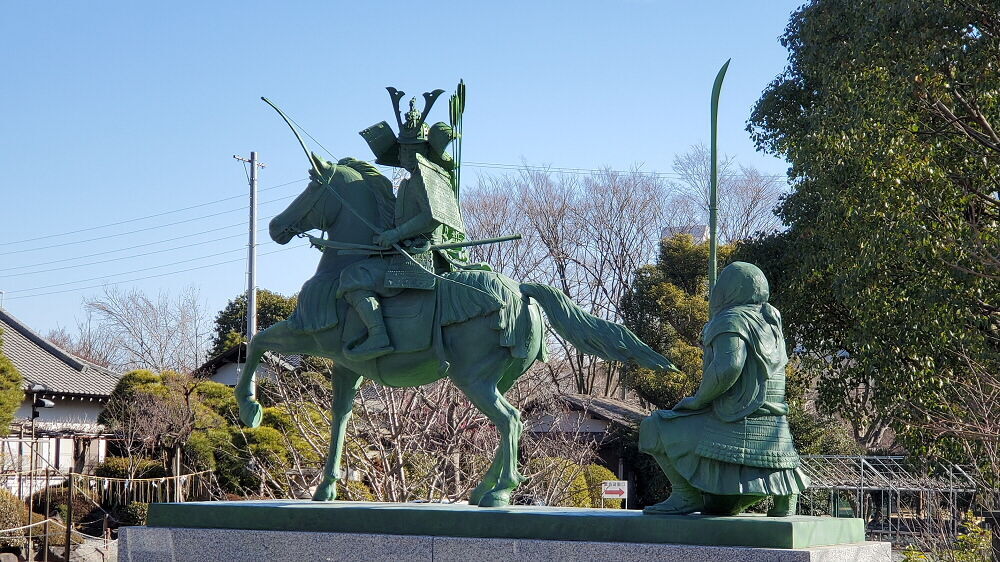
[744,0,1000,457]
[0,328,25,433]
[209,289,297,356]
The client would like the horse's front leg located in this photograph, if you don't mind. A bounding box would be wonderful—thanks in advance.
[314,369,364,501]
[237,320,310,427]
[454,371,524,507]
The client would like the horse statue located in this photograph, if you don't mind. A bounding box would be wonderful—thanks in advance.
[236,101,677,508]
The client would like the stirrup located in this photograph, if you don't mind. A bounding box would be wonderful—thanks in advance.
[345,341,394,361]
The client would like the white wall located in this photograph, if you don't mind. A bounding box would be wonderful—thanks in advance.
[211,363,242,387]
[15,396,105,424]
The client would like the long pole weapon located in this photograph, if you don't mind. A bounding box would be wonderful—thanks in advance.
[708,59,731,306]
[449,80,466,198]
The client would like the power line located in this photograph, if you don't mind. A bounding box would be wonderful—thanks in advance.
[0,227,271,278]
[4,243,280,294]
[0,194,295,257]
[5,245,303,301]
[463,161,787,180]
[0,161,785,255]
[0,178,306,247]
[1,221,275,272]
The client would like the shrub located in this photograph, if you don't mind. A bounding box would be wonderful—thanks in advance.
[0,488,28,548]
[25,512,86,547]
[29,484,103,526]
[184,427,234,472]
[524,457,590,508]
[95,457,167,479]
[581,464,622,509]
[217,426,290,493]
[114,502,149,526]
[338,480,374,502]
[0,328,24,435]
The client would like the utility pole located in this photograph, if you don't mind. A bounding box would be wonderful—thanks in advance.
[233,152,265,340]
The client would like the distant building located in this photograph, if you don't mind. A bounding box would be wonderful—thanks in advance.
[661,224,709,243]
[194,341,300,387]
[1,309,121,426]
[0,309,122,488]
[526,393,649,486]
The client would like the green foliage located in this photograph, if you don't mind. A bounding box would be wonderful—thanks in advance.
[184,427,234,473]
[744,0,1000,459]
[95,457,167,479]
[783,361,862,456]
[98,369,164,427]
[952,512,993,562]
[337,480,374,502]
[581,464,621,509]
[0,327,25,433]
[113,502,149,527]
[221,426,290,493]
[209,289,297,356]
[30,485,103,525]
[0,488,28,547]
[621,234,734,408]
[403,452,439,499]
[195,380,240,422]
[620,425,671,509]
[22,512,85,547]
[902,512,993,561]
[524,457,591,508]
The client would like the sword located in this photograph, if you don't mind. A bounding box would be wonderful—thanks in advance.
[305,234,522,253]
[431,234,521,251]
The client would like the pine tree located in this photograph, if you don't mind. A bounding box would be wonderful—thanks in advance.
[0,328,25,433]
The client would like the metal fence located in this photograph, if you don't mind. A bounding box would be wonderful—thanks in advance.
[799,455,983,543]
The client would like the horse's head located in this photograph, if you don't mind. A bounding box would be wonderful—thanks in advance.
[269,157,343,244]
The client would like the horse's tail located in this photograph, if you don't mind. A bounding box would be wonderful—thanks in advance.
[519,282,680,372]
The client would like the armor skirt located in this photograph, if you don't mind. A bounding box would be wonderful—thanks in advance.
[640,411,810,497]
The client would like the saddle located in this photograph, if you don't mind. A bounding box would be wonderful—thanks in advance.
[288,270,510,356]
[343,288,435,354]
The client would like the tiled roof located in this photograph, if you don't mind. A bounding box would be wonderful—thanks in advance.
[194,341,300,377]
[556,393,650,427]
[0,309,122,398]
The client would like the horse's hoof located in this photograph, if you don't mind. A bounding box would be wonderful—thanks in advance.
[478,490,511,507]
[313,480,337,501]
[239,400,263,428]
[469,488,486,506]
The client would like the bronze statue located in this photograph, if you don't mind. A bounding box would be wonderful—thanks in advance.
[236,85,679,507]
[640,262,809,516]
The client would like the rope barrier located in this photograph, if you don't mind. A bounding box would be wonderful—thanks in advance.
[71,470,213,483]
[0,519,53,534]
[1,468,211,482]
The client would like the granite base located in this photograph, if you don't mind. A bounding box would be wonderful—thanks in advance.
[119,527,891,561]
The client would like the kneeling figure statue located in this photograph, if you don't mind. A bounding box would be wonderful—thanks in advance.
[640,262,809,517]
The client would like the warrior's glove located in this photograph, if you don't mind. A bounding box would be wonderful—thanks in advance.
[373,229,400,249]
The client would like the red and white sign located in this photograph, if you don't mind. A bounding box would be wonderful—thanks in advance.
[601,480,628,499]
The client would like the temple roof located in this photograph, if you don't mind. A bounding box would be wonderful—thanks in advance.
[0,308,121,398]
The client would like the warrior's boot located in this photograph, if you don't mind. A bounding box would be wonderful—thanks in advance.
[345,291,394,361]
[642,455,705,515]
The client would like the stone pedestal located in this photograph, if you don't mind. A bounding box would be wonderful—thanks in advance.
[119,500,891,561]
[120,527,890,561]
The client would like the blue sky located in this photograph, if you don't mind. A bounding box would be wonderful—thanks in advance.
[0,1,803,336]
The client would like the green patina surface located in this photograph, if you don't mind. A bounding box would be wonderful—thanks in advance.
[146,501,864,549]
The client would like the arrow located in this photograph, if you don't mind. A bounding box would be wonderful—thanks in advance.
[605,488,625,497]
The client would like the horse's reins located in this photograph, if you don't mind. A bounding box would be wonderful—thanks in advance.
[261,97,498,300]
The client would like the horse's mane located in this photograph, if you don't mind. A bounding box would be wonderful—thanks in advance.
[338,158,396,229]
